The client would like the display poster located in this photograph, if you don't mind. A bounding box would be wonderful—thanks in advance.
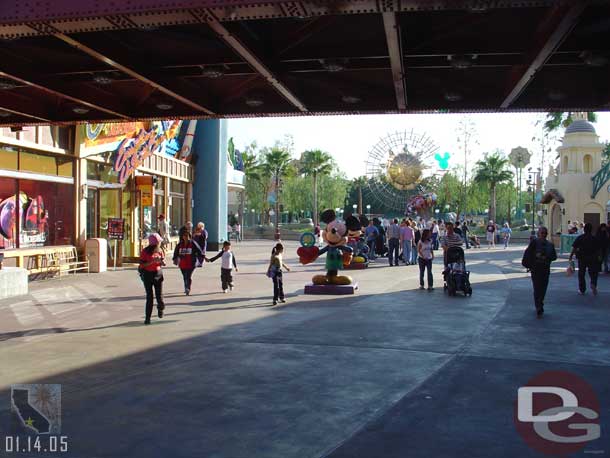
[107,218,125,240]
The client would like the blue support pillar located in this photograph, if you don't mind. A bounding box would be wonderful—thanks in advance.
[192,119,227,251]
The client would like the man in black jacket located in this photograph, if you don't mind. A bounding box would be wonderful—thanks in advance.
[522,226,557,318]
[569,223,601,295]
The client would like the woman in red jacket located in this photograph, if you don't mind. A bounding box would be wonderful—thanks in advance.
[139,233,166,325]
[173,227,203,296]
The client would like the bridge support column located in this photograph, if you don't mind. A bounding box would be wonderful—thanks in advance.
[192,119,228,251]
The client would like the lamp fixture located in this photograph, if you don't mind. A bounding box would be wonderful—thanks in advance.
[72,106,90,114]
[444,91,462,102]
[92,74,114,85]
[245,95,264,108]
[0,79,18,90]
[0,111,11,118]
[547,89,566,101]
[320,58,347,73]
[156,102,173,110]
[448,54,477,70]
[580,51,608,67]
[342,95,361,104]
[202,66,225,78]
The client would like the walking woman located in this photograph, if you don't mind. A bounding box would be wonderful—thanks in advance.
[173,228,203,296]
[268,243,291,305]
[417,228,434,290]
[139,233,166,325]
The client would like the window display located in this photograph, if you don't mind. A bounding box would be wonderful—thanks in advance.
[0,177,74,249]
[0,178,17,249]
[19,180,75,248]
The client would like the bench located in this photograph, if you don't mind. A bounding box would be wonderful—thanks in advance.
[2,246,89,278]
[47,247,90,277]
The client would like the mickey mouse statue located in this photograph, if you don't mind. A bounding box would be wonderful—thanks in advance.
[298,209,354,285]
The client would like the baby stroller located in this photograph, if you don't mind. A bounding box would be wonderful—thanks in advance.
[443,246,472,296]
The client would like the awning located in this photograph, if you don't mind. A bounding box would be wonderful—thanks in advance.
[540,189,565,204]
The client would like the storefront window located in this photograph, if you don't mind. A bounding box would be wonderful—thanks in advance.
[18,180,75,248]
[20,152,56,175]
[87,161,119,183]
[170,196,185,235]
[0,177,18,249]
[57,157,74,177]
[0,146,18,170]
[18,151,74,177]
[170,179,186,194]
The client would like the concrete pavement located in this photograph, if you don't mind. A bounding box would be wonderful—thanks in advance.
[0,241,608,458]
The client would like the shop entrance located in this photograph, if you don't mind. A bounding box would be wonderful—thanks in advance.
[87,187,123,265]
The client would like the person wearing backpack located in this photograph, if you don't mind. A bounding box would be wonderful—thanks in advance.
[569,222,602,295]
[522,226,557,318]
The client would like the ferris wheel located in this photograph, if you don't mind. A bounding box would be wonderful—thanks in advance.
[364,130,439,212]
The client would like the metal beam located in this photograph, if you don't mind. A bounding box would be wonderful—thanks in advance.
[196,9,307,112]
[0,92,53,122]
[382,12,407,111]
[53,32,216,116]
[500,2,588,109]
[0,70,132,119]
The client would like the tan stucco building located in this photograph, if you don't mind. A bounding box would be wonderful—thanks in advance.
[542,115,610,235]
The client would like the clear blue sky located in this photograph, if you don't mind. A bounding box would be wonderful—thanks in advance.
[227,112,610,179]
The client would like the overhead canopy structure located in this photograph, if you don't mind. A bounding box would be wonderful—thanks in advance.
[0,0,609,125]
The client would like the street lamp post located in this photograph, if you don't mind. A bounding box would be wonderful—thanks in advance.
[527,167,542,236]
[366,204,371,219]
[352,203,357,215]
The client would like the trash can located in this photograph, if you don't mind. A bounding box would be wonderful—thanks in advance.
[85,238,108,273]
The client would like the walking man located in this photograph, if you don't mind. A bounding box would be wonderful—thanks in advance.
[569,223,601,295]
[522,226,557,318]
[387,218,401,266]
[462,220,470,249]
[365,220,379,261]
[157,214,170,252]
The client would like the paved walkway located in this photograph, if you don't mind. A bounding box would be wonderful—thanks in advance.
[0,241,608,458]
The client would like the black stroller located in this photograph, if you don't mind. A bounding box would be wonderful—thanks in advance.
[443,246,472,296]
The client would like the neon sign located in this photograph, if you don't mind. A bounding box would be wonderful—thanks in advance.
[114,127,166,184]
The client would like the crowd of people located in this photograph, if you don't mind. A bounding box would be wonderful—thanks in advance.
[138,214,608,325]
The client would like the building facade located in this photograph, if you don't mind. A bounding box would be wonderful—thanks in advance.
[0,121,203,268]
[543,115,610,234]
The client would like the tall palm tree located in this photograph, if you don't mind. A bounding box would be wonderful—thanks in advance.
[300,150,334,225]
[241,151,259,225]
[353,176,367,215]
[262,148,294,234]
[473,153,513,222]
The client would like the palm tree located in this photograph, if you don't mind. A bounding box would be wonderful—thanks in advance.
[473,153,513,222]
[262,148,294,236]
[300,150,334,225]
[353,176,368,215]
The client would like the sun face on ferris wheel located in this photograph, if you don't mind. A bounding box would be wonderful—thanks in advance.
[365,130,438,211]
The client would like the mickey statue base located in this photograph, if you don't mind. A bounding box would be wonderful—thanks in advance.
[297,209,358,295]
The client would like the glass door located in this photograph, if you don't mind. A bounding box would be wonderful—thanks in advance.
[99,189,121,264]
[122,190,132,257]
[86,188,98,239]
